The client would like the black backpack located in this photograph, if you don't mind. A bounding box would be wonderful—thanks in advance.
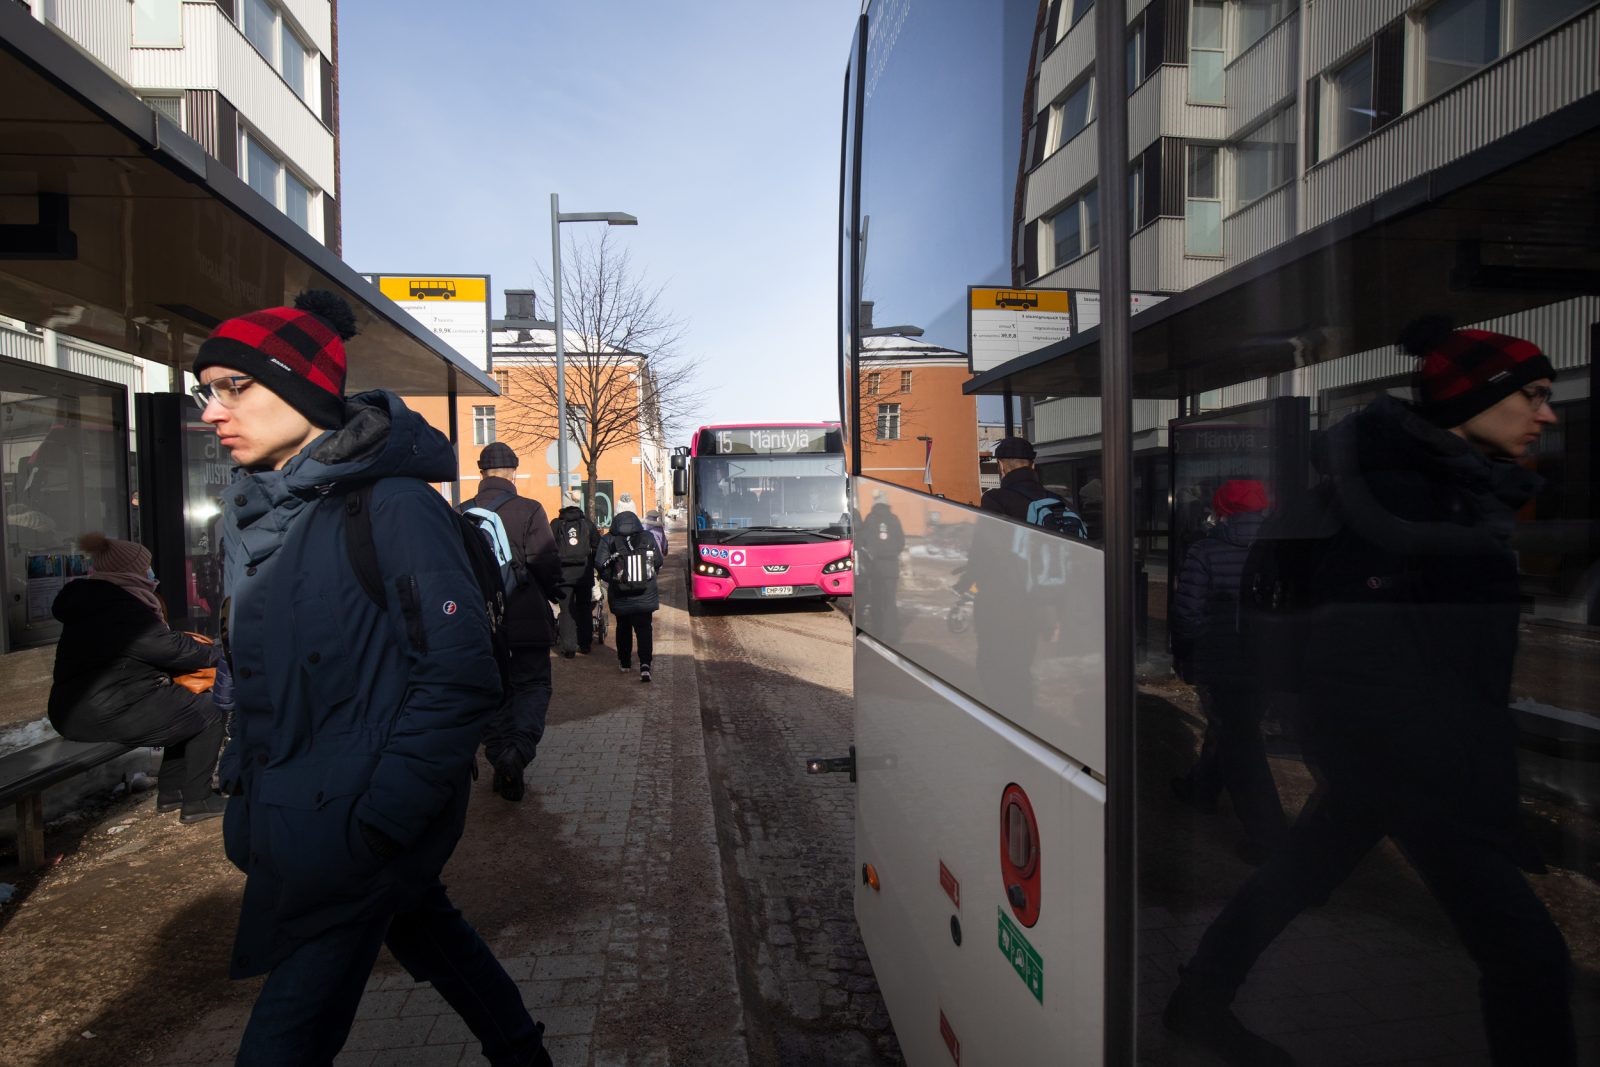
[552,514,594,568]
[605,534,656,595]
[341,483,513,690]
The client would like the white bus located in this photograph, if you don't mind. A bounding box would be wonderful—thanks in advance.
[833,1,1600,1064]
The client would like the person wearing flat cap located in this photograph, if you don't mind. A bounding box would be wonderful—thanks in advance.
[979,436,1056,520]
[462,443,561,802]
[194,290,553,1066]
[1167,318,1572,1066]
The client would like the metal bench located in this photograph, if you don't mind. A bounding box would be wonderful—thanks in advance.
[0,738,131,871]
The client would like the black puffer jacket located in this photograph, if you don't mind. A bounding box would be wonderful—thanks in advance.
[595,511,663,616]
[463,476,561,648]
[1170,510,1266,687]
[1299,397,1539,847]
[979,465,1055,520]
[47,578,216,739]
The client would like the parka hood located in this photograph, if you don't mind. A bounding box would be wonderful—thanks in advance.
[609,510,644,535]
[557,505,586,521]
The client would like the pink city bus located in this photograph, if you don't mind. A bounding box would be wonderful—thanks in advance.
[669,423,854,612]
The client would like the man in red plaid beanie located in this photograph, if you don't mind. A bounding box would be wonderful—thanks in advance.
[196,291,553,1066]
[1167,320,1571,1066]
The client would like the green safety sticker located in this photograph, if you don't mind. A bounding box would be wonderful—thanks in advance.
[997,907,1044,1004]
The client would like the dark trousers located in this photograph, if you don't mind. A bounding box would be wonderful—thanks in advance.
[64,690,224,805]
[235,882,539,1067]
[615,612,653,668]
[482,646,552,770]
[1180,684,1285,847]
[1184,792,1575,1065]
[555,579,594,655]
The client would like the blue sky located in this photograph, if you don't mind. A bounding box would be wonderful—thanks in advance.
[339,1,863,429]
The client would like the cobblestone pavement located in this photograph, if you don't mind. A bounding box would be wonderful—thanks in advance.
[693,599,902,1067]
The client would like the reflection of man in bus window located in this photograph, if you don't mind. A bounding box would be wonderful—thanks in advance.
[1167,321,1572,1066]
[857,490,904,641]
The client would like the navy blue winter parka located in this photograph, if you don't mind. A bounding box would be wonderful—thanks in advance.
[217,391,502,978]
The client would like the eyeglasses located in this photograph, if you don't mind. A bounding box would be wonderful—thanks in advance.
[190,375,257,411]
[1519,385,1554,412]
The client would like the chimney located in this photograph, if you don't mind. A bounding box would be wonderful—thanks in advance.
[505,289,538,320]
[859,301,874,330]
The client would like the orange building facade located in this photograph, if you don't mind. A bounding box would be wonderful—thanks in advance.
[856,340,980,507]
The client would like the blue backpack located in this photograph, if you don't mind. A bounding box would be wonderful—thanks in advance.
[1024,496,1089,540]
[459,490,524,597]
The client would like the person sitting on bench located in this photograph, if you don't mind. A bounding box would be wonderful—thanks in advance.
[47,533,226,823]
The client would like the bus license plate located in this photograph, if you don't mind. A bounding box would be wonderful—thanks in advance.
[760,586,794,597]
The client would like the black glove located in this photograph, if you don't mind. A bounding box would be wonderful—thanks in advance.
[358,820,403,861]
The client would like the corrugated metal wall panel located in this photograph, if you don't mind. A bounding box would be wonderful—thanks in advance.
[1036,248,1101,290]
[1130,220,1164,291]
[1128,65,1166,154]
[214,16,337,191]
[1039,3,1096,103]
[1226,11,1298,138]
[46,0,134,82]
[1162,67,1229,141]
[0,324,45,366]
[61,346,142,392]
[1034,396,1179,443]
[1224,182,1297,264]
[1305,10,1600,225]
[1303,0,1408,75]
[1025,129,1101,222]
[184,88,218,156]
[128,2,221,89]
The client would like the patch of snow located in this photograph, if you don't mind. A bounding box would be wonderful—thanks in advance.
[0,882,15,906]
[0,717,61,759]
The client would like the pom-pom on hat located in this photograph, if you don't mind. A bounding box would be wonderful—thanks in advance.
[1400,315,1555,428]
[192,289,357,429]
[79,531,151,576]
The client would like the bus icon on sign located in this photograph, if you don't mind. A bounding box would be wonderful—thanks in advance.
[994,290,1038,310]
[409,279,457,299]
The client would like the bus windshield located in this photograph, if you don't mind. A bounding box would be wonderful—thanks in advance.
[692,454,850,543]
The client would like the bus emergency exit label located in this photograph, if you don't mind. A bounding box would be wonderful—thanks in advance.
[997,908,1044,1004]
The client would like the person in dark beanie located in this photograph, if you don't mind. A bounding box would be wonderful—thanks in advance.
[195,290,552,1067]
[550,490,600,657]
[47,533,226,823]
[1166,319,1569,1067]
[463,443,561,802]
[595,510,663,683]
[979,436,1048,519]
[1169,478,1286,864]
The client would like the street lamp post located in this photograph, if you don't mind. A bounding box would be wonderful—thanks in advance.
[550,192,637,504]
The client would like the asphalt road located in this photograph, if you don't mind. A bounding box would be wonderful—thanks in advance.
[692,596,904,1066]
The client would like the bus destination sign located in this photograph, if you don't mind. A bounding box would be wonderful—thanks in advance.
[701,427,839,456]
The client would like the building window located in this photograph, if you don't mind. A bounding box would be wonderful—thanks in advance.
[241,131,320,237]
[472,405,496,446]
[900,370,913,393]
[1232,106,1297,209]
[1049,186,1100,269]
[1235,0,1293,54]
[239,0,316,106]
[1129,161,1144,231]
[492,369,510,394]
[866,372,881,396]
[1324,49,1375,153]
[1185,145,1223,255]
[1189,0,1226,103]
[132,0,183,47]
[876,403,901,441]
[1511,0,1589,47]
[1048,0,1096,47]
[1126,20,1145,95]
[1421,0,1500,99]
[1050,77,1095,154]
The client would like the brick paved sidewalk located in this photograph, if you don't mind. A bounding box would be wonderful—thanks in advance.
[157,565,749,1067]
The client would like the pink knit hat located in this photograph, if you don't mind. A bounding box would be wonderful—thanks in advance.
[79,532,151,575]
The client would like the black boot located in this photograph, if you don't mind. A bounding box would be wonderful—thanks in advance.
[1164,974,1294,1066]
[177,714,227,823]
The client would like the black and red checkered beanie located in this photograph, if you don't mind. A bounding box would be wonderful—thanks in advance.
[1400,315,1555,429]
[192,290,356,429]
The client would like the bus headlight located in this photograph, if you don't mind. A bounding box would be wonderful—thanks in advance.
[822,557,854,574]
[695,561,730,578]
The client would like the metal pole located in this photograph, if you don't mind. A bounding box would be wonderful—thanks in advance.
[1094,0,1136,1062]
[551,192,569,499]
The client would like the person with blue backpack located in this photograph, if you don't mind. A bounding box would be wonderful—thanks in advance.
[193,291,552,1066]
[979,436,1088,538]
[461,443,562,802]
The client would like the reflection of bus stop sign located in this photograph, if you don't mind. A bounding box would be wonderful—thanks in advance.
[408,279,457,299]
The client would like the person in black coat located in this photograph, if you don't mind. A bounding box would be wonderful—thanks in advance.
[463,443,562,802]
[1167,322,1572,1067]
[595,510,664,683]
[47,532,225,822]
[1169,479,1286,861]
[551,491,600,657]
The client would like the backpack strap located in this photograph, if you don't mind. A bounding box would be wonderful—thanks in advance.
[464,489,515,515]
[343,484,386,609]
